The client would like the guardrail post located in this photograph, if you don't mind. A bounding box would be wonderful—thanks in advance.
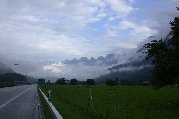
[38,88,63,119]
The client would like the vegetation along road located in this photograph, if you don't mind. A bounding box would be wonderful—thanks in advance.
[40,84,179,119]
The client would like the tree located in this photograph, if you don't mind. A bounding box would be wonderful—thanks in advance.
[46,80,51,84]
[38,78,45,84]
[86,79,95,85]
[70,79,78,85]
[143,7,179,87]
[0,74,2,82]
[106,79,117,86]
[55,78,68,85]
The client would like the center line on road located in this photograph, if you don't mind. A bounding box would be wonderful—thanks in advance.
[0,87,31,109]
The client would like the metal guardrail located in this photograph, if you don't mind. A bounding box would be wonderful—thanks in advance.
[38,88,63,119]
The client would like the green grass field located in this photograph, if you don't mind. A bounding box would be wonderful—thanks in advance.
[39,84,179,119]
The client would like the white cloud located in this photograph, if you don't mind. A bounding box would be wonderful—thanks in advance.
[119,20,157,43]
[43,62,62,73]
[0,0,178,78]
[105,0,134,18]
[120,20,136,29]
[43,62,108,80]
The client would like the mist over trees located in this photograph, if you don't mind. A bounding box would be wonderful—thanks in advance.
[95,58,153,84]
[0,73,29,86]
[143,7,179,87]
[0,63,14,74]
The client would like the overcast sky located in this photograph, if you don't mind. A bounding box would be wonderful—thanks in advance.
[0,0,178,79]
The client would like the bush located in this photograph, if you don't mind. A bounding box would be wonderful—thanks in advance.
[106,79,117,86]
[86,79,95,85]
[55,78,68,85]
[70,79,78,85]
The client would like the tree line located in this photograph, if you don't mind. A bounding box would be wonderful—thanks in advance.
[143,7,179,87]
[0,73,29,87]
[46,78,96,85]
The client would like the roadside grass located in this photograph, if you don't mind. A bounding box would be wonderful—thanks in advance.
[38,88,54,119]
[39,84,179,119]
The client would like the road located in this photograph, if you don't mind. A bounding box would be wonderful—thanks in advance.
[0,85,43,119]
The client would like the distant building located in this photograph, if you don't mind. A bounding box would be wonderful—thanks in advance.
[38,78,45,84]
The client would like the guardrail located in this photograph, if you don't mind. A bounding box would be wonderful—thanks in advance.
[38,88,63,119]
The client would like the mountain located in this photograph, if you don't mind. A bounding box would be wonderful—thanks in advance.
[61,46,152,82]
[0,63,14,74]
[0,62,36,84]
[62,54,119,66]
[0,73,30,85]
[96,58,153,83]
[108,58,151,71]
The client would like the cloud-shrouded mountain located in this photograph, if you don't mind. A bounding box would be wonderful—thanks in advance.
[0,62,37,84]
[96,58,153,83]
[0,63,14,74]
[108,58,152,71]
[58,43,152,80]
[0,35,162,81]
[62,54,119,66]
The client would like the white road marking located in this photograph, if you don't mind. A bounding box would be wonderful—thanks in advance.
[0,87,31,109]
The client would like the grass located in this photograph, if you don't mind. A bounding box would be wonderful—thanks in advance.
[39,84,179,119]
[38,88,54,119]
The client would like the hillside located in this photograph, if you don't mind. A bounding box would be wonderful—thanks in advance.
[0,63,14,74]
[0,62,34,85]
[96,58,153,84]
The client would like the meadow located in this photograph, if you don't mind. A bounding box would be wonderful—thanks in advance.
[39,84,179,119]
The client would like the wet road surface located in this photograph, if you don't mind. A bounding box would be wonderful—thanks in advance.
[0,85,42,119]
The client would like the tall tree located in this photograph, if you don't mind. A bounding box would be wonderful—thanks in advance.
[56,77,68,85]
[70,79,78,85]
[86,79,95,85]
[143,7,179,87]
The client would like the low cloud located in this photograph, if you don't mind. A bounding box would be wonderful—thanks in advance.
[43,62,108,80]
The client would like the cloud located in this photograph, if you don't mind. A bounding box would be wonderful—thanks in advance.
[105,0,134,18]
[115,65,152,72]
[43,62,63,73]
[0,0,178,79]
[0,0,137,61]
[120,20,157,42]
[43,62,108,80]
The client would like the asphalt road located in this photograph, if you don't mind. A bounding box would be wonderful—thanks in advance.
[0,85,43,119]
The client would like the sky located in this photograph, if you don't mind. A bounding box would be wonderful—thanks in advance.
[0,0,178,79]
